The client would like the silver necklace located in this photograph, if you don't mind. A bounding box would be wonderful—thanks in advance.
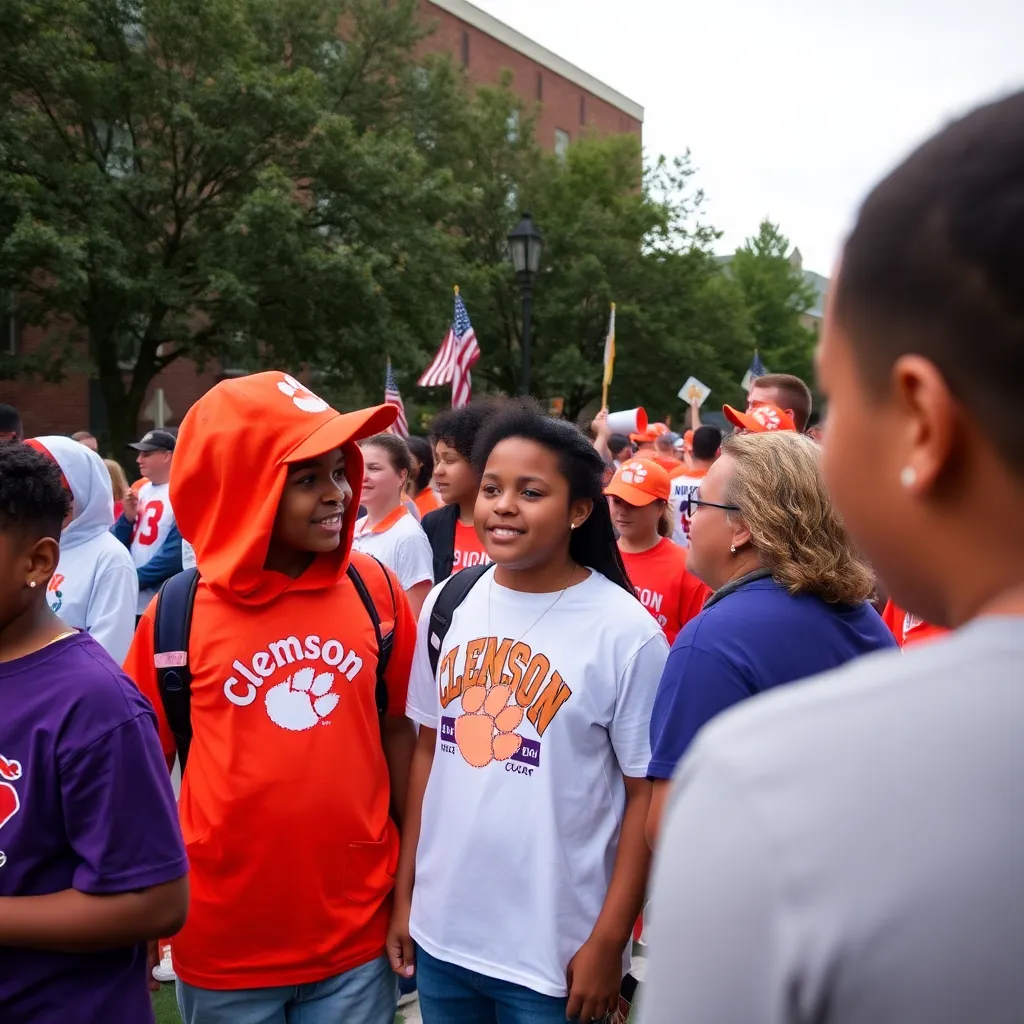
[486,564,580,647]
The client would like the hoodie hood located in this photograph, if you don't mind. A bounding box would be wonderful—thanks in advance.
[172,371,396,607]
[28,436,114,552]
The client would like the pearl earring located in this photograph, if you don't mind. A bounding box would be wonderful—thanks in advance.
[730,545,737,554]
[899,466,917,489]
[29,581,37,588]
[570,523,577,530]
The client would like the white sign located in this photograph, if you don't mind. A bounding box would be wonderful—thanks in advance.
[678,376,711,407]
[142,388,172,427]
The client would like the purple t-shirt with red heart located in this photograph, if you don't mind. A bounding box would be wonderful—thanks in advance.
[0,632,187,1023]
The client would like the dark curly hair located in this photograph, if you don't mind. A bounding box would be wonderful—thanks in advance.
[431,398,507,462]
[471,400,632,594]
[0,441,70,541]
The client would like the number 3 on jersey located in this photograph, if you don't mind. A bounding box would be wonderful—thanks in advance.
[131,500,165,546]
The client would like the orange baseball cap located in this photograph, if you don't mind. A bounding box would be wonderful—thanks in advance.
[629,421,670,445]
[723,404,797,433]
[604,458,671,506]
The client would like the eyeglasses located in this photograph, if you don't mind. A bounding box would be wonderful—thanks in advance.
[686,493,741,518]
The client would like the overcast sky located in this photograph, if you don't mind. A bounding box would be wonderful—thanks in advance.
[470,0,1023,277]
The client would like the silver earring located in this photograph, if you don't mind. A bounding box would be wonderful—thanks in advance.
[570,523,577,530]
[28,581,37,588]
[899,466,917,489]
[730,545,737,554]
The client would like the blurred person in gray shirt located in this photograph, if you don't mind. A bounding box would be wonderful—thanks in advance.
[642,90,1024,1024]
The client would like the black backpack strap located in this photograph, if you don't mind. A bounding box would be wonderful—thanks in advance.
[346,557,395,716]
[427,564,491,677]
[152,567,200,772]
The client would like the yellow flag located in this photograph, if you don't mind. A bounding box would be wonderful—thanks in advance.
[602,303,615,408]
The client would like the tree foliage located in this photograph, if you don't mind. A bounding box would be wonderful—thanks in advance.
[726,220,818,385]
[0,0,815,442]
[0,0,460,447]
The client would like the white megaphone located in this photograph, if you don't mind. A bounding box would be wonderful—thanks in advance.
[605,407,648,436]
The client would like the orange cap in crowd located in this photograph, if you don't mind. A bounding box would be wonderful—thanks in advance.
[723,404,797,433]
[604,458,671,506]
[629,422,670,445]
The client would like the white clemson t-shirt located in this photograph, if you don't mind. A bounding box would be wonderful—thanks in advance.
[406,568,669,997]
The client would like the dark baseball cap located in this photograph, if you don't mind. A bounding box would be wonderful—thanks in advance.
[127,429,176,452]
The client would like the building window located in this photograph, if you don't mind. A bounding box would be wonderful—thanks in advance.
[461,29,470,67]
[536,71,543,101]
[580,95,586,125]
[554,129,570,161]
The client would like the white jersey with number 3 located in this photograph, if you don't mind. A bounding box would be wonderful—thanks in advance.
[130,481,176,612]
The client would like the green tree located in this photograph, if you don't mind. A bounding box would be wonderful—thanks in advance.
[0,0,461,449]
[726,220,818,384]
[412,91,754,422]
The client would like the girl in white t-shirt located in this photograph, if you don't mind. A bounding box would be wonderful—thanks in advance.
[354,433,434,619]
[389,401,669,1024]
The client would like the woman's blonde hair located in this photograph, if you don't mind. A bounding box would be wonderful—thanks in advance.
[104,458,129,499]
[721,432,875,604]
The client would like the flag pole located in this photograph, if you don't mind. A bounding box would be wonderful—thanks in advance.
[601,302,616,409]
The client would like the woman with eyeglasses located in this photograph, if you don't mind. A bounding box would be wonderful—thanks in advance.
[645,430,896,844]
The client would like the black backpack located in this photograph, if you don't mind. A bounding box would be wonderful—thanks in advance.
[425,563,492,677]
[153,558,396,771]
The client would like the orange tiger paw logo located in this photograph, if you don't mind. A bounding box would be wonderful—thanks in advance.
[454,682,524,767]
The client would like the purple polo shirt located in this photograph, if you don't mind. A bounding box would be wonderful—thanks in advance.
[0,633,188,1023]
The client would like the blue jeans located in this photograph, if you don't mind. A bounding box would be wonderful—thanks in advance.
[176,955,396,1024]
[416,945,580,1024]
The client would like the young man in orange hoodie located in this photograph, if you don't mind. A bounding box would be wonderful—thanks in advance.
[124,371,416,1023]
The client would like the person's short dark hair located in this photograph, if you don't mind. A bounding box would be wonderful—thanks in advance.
[752,374,813,432]
[0,404,23,440]
[359,432,413,478]
[0,441,70,541]
[692,425,722,462]
[608,434,632,459]
[71,430,94,442]
[431,398,506,462]
[835,90,1024,472]
[406,435,434,493]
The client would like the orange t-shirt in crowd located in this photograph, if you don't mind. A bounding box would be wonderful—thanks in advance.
[452,520,492,574]
[123,371,414,991]
[413,486,443,519]
[652,455,680,474]
[881,598,947,647]
[619,537,710,645]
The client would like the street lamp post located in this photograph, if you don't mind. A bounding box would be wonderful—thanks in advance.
[507,212,543,396]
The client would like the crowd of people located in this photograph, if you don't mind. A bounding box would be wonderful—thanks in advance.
[0,90,1021,1024]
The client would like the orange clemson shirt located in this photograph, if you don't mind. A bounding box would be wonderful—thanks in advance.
[452,521,492,574]
[620,538,710,645]
[122,371,414,990]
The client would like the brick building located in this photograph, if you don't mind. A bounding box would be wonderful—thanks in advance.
[1,0,643,442]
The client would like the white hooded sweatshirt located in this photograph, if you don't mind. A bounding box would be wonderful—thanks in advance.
[31,436,139,664]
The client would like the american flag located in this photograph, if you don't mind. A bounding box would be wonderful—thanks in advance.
[384,359,409,437]
[416,287,481,408]
[741,350,768,393]
[451,290,480,408]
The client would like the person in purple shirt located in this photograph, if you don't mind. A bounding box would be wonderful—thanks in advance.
[645,431,896,843]
[0,442,189,1024]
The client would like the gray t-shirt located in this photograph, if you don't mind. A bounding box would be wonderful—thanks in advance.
[641,617,1024,1024]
